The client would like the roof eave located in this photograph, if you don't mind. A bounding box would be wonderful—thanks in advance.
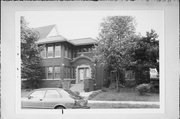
[36,39,67,45]
[73,43,97,46]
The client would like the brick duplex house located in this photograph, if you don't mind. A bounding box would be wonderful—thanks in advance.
[34,25,105,90]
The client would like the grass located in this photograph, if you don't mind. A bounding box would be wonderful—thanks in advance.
[91,88,159,102]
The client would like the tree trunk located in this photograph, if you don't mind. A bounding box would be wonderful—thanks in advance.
[116,72,119,92]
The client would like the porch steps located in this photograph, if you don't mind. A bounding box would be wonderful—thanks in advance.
[70,82,84,92]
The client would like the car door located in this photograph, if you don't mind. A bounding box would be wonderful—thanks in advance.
[22,90,46,109]
[42,89,64,109]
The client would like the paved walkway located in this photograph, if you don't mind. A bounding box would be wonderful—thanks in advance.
[88,100,159,105]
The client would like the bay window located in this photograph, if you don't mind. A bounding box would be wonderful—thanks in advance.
[54,66,61,79]
[47,67,53,79]
[64,45,68,58]
[47,46,53,58]
[55,45,61,57]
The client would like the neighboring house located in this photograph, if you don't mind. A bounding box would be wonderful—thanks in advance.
[34,25,105,90]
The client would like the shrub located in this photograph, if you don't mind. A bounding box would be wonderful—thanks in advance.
[101,87,109,92]
[136,83,151,95]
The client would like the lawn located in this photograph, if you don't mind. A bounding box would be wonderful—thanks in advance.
[90,88,159,102]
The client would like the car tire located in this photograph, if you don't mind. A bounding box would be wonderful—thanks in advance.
[55,106,66,109]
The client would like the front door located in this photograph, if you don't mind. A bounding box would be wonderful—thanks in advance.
[78,67,90,83]
[79,68,84,81]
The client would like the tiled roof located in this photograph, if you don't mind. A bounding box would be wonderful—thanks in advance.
[36,35,67,44]
[68,37,97,46]
[34,24,56,40]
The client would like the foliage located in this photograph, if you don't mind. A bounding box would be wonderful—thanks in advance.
[130,30,159,84]
[95,16,159,88]
[21,16,45,89]
[132,30,159,68]
[94,16,137,91]
[136,83,152,95]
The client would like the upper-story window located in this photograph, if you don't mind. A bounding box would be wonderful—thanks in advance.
[77,47,92,53]
[64,45,68,58]
[47,46,53,58]
[55,45,61,57]
[41,44,62,59]
[68,48,72,59]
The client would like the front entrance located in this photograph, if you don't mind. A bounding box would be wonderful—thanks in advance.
[78,67,90,82]
[76,65,91,83]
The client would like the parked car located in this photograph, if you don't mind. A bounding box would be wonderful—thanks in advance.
[21,88,90,109]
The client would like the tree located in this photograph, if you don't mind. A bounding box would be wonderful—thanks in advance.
[130,29,159,84]
[21,16,45,89]
[94,16,137,91]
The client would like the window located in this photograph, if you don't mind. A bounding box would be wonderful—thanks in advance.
[47,46,53,58]
[30,90,46,99]
[68,48,71,59]
[64,45,68,58]
[64,67,67,78]
[63,67,70,78]
[41,47,46,58]
[47,67,53,79]
[67,67,70,78]
[45,90,61,98]
[55,45,61,57]
[82,48,88,52]
[77,48,81,53]
[71,67,75,78]
[77,47,91,53]
[88,47,92,52]
[54,66,61,79]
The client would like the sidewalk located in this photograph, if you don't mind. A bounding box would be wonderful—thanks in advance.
[87,100,159,108]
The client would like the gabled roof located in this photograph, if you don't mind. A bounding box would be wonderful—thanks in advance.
[34,24,56,40]
[68,37,97,46]
[34,25,97,45]
[34,25,68,44]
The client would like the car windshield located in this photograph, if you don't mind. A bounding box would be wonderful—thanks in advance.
[64,89,83,100]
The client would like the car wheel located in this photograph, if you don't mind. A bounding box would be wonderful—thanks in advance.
[55,106,66,109]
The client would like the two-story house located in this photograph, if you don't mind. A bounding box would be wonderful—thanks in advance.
[34,25,105,90]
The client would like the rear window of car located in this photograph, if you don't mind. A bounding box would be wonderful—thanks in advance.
[45,90,62,98]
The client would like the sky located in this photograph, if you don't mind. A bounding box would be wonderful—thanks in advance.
[22,10,164,41]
